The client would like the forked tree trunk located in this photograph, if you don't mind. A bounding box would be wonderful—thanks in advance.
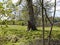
[27,0,37,30]
[48,0,56,45]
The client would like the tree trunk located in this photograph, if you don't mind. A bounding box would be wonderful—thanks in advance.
[27,0,37,30]
[41,0,45,45]
[48,0,56,45]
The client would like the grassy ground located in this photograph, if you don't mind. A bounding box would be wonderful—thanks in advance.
[0,25,60,45]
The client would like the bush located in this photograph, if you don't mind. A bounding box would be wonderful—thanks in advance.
[54,22,60,27]
[0,20,27,25]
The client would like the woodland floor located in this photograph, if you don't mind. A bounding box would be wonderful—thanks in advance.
[0,25,60,45]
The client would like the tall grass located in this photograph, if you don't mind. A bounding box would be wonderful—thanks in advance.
[0,25,60,45]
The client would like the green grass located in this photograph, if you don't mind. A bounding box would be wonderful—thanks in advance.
[0,25,60,45]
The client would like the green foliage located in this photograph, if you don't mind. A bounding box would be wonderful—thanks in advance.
[6,9,12,13]
[0,20,27,26]
[0,25,60,45]
[16,0,22,6]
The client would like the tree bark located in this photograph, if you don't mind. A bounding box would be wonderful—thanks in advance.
[42,0,45,45]
[27,0,37,30]
[48,0,56,45]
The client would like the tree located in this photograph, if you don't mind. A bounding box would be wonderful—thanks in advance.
[26,0,37,30]
[48,0,56,45]
[41,0,45,45]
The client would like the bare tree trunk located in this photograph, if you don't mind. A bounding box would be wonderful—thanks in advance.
[48,0,56,45]
[27,0,37,30]
[39,0,52,25]
[41,0,45,45]
[44,8,52,25]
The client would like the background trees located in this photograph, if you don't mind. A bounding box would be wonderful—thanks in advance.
[0,0,60,45]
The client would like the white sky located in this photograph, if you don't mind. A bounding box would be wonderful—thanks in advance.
[50,0,60,17]
[12,0,18,4]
